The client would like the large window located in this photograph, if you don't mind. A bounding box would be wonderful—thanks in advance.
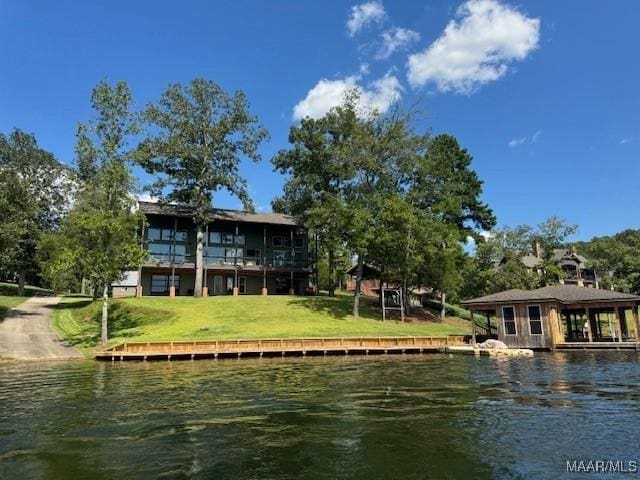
[528,305,543,335]
[150,274,180,295]
[502,306,517,335]
[222,233,235,244]
[294,236,305,249]
[148,227,187,242]
[209,231,222,244]
[273,250,288,267]
[273,236,292,248]
[148,243,186,262]
[239,277,247,294]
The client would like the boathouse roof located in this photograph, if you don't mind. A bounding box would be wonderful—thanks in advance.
[462,285,640,306]
[138,201,298,226]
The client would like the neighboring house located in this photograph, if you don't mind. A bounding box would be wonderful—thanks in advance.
[463,285,640,349]
[111,271,139,298]
[116,201,312,297]
[345,264,381,297]
[512,247,600,288]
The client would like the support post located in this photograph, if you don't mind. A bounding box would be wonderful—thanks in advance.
[486,311,491,336]
[633,306,640,344]
[585,307,593,342]
[614,308,623,343]
[471,310,477,346]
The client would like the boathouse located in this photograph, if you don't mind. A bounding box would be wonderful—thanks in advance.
[462,285,640,349]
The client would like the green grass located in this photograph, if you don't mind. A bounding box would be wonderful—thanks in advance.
[0,282,54,319]
[53,294,470,354]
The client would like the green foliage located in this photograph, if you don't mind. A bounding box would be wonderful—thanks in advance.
[39,80,145,342]
[576,229,640,293]
[135,78,269,223]
[0,129,70,292]
[408,134,496,241]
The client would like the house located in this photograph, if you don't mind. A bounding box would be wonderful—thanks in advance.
[111,271,139,298]
[121,201,312,297]
[462,285,640,349]
[514,247,600,288]
[345,264,381,297]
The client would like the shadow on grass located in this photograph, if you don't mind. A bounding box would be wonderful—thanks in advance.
[286,294,379,320]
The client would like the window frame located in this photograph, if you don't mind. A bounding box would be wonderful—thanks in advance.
[502,305,517,336]
[239,276,247,294]
[527,304,544,336]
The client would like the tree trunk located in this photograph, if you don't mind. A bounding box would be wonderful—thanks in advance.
[440,292,446,320]
[101,284,109,345]
[328,248,336,297]
[402,275,409,317]
[194,223,204,297]
[17,271,25,296]
[352,255,363,318]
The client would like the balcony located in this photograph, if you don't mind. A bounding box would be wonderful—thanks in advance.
[143,253,309,271]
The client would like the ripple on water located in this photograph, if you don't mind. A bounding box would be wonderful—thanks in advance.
[1,352,640,479]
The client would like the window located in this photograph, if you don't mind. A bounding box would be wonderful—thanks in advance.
[239,277,247,294]
[175,230,187,241]
[148,228,161,241]
[273,250,288,267]
[235,234,245,245]
[209,231,221,244]
[528,305,543,335]
[502,306,517,335]
[150,274,180,295]
[222,233,235,244]
[174,244,186,262]
[294,237,305,249]
[161,227,174,240]
[246,249,261,265]
[206,246,225,264]
[149,243,171,260]
[272,236,292,247]
[224,248,243,264]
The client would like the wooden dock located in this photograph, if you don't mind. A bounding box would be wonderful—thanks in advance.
[95,335,467,361]
[555,341,640,351]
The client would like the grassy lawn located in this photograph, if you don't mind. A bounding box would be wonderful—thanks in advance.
[53,294,470,354]
[0,282,53,319]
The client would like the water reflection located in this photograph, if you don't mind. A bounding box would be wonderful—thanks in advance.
[1,352,639,479]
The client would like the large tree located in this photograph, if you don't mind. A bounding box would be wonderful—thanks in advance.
[272,94,360,296]
[135,78,268,297]
[40,80,145,344]
[0,129,70,294]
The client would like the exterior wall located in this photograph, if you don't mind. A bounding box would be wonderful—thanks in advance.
[140,212,311,296]
[495,302,554,349]
[112,286,137,298]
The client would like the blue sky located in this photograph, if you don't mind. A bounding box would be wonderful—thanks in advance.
[1,0,638,241]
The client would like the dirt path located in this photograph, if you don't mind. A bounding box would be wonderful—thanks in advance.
[0,296,83,360]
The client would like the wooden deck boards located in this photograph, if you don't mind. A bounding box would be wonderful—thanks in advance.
[95,335,467,361]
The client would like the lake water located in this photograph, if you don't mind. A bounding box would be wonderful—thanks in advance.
[1,352,640,479]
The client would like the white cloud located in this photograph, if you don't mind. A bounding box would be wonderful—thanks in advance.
[376,27,421,59]
[532,130,542,143]
[347,1,386,37]
[407,0,540,93]
[293,72,402,120]
[619,137,633,145]
[508,137,526,148]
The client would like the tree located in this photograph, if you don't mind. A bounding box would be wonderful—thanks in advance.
[0,129,70,294]
[40,80,145,344]
[272,93,360,296]
[408,134,496,242]
[135,78,268,297]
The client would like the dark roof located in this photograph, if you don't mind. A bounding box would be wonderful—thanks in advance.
[138,201,298,227]
[462,285,640,305]
[346,264,381,277]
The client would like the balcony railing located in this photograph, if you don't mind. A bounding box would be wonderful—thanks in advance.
[145,254,308,269]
